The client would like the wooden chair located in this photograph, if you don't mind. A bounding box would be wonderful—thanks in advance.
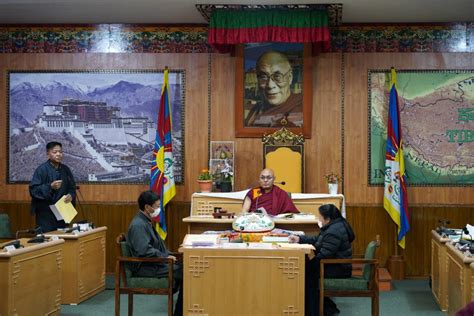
[115,233,181,316]
[319,235,381,316]
[0,213,12,238]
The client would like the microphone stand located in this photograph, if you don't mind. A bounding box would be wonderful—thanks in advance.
[75,185,88,224]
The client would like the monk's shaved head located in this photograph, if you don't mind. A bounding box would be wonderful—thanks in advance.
[260,168,275,178]
[259,168,275,191]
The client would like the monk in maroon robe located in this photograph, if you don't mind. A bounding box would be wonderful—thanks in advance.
[241,169,299,216]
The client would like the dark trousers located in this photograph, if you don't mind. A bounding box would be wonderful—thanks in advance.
[35,207,65,233]
[305,258,339,316]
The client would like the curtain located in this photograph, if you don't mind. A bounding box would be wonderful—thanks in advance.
[208,9,330,53]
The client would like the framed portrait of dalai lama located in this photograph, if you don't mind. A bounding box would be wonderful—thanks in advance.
[235,43,312,138]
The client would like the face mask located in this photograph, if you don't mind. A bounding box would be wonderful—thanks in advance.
[317,220,323,228]
[150,206,161,218]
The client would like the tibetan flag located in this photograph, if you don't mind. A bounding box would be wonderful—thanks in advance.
[150,68,176,240]
[383,68,410,249]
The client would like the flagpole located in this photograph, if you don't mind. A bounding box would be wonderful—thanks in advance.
[394,224,399,256]
[384,66,407,280]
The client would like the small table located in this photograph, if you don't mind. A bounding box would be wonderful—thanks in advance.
[45,226,107,304]
[0,238,64,315]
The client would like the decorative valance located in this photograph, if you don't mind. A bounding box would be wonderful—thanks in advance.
[207,8,331,53]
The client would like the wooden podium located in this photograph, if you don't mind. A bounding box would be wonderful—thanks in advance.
[430,230,450,311]
[181,244,309,315]
[0,238,64,315]
[446,242,474,316]
[45,226,107,304]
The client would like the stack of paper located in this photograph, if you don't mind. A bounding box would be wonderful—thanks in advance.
[183,234,220,247]
[262,236,289,243]
[49,195,77,224]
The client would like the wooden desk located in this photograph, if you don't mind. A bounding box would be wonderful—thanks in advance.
[181,244,308,315]
[0,238,64,315]
[430,230,449,311]
[183,216,320,235]
[446,242,474,316]
[45,226,107,304]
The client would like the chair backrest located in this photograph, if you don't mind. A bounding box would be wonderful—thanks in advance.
[0,213,12,238]
[362,235,380,281]
[116,233,134,279]
[262,124,305,193]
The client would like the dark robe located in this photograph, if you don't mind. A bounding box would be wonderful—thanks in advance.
[29,160,76,232]
[245,93,303,127]
[245,185,299,216]
[299,217,355,316]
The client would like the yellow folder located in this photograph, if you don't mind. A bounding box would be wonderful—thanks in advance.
[49,195,78,224]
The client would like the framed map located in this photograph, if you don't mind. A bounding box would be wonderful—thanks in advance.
[368,69,474,186]
[7,70,185,184]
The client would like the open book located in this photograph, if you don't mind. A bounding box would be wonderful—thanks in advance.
[49,195,78,224]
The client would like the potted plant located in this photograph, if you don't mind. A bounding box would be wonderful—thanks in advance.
[324,172,342,195]
[197,169,213,192]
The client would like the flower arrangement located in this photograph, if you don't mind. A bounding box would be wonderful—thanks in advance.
[324,172,342,184]
[221,160,234,183]
[198,169,212,181]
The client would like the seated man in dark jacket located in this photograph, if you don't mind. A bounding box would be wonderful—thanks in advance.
[289,204,355,316]
[127,190,182,316]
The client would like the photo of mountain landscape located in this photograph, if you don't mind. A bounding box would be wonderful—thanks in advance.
[8,70,185,184]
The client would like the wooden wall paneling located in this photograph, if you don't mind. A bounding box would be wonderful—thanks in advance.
[347,205,474,277]
[210,53,263,191]
[346,206,396,270]
[0,53,209,203]
[344,53,474,205]
[165,201,192,252]
[210,53,344,194]
[0,201,190,273]
[306,53,343,194]
[1,202,473,276]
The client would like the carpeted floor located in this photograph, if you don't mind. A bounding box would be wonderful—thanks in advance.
[61,279,443,315]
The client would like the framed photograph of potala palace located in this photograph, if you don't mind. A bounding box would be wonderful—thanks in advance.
[7,70,186,184]
[368,69,474,186]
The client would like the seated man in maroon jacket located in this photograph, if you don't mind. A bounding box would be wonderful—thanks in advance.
[241,168,299,216]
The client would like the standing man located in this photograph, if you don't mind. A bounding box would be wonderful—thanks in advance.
[29,141,76,232]
[127,190,183,316]
[241,168,299,216]
[245,50,303,127]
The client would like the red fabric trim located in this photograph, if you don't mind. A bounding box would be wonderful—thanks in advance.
[209,26,329,43]
[208,26,330,53]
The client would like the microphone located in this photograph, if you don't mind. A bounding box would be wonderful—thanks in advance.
[75,184,88,223]
[65,225,80,233]
[15,226,42,239]
[275,181,286,185]
[2,239,21,249]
